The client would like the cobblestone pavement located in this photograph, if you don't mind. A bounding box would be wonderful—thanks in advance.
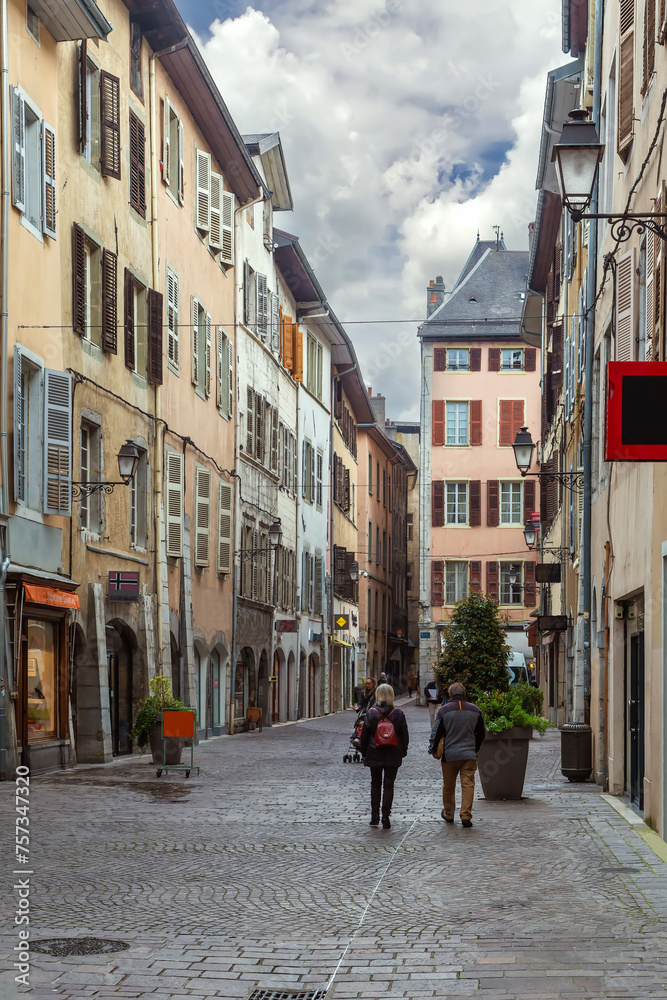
[2,700,667,998]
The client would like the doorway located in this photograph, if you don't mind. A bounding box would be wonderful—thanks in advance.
[105,625,133,756]
[628,630,645,810]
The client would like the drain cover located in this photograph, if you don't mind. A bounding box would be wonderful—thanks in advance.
[32,938,130,957]
[248,992,327,1000]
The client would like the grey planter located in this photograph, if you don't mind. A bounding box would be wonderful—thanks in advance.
[477,726,533,800]
[149,713,185,766]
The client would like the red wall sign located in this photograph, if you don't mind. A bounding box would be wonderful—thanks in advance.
[606,361,667,462]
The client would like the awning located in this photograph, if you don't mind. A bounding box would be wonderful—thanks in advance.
[24,584,80,610]
[521,289,543,348]
[334,639,354,648]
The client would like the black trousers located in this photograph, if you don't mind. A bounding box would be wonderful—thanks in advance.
[370,765,399,819]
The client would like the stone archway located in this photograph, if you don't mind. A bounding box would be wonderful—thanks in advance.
[308,652,321,718]
[257,649,269,725]
[105,620,138,757]
[287,651,296,721]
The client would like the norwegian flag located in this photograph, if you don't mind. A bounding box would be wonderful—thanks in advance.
[108,572,140,600]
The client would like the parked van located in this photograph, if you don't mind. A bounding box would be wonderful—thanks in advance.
[507,651,529,685]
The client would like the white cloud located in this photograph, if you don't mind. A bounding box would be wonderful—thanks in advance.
[195,1,565,419]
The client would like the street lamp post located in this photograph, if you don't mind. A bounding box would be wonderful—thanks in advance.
[512,426,583,493]
[71,440,140,500]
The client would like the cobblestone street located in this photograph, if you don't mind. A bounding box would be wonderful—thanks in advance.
[2,700,667,998]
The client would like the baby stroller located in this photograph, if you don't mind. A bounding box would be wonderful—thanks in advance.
[343,706,369,763]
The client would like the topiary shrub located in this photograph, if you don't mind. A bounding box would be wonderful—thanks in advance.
[433,591,511,702]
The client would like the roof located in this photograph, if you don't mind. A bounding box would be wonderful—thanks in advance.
[562,0,589,57]
[29,0,112,39]
[455,236,506,288]
[243,133,293,211]
[420,247,529,342]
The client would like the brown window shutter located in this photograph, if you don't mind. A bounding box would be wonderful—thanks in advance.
[129,111,146,216]
[434,347,446,371]
[469,480,481,526]
[552,324,563,391]
[499,400,513,446]
[618,0,635,155]
[470,560,482,593]
[148,288,163,384]
[524,479,536,519]
[431,480,444,527]
[487,480,499,526]
[511,400,525,442]
[486,561,499,601]
[124,267,135,370]
[525,347,537,372]
[432,399,445,446]
[546,271,555,324]
[524,561,537,606]
[431,560,444,606]
[470,347,481,371]
[101,248,117,353]
[488,347,500,371]
[554,243,563,302]
[79,39,87,154]
[470,400,482,445]
[334,544,346,592]
[344,550,357,601]
[643,0,656,93]
[100,71,121,178]
[72,223,86,335]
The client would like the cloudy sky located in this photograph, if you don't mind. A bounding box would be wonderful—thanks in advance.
[175,0,566,420]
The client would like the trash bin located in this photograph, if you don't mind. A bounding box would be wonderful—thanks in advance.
[560,722,592,781]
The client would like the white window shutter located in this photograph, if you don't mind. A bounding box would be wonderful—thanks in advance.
[11,87,25,213]
[246,387,255,456]
[205,312,212,397]
[220,190,234,265]
[194,464,211,566]
[270,291,280,352]
[191,296,199,385]
[178,119,184,205]
[308,554,315,611]
[216,326,225,410]
[43,369,72,516]
[227,339,234,418]
[167,267,179,369]
[165,447,184,558]
[14,346,23,502]
[301,550,307,611]
[616,247,636,360]
[209,171,222,252]
[314,555,323,614]
[256,274,268,339]
[42,122,56,239]
[217,480,233,574]
[162,95,170,186]
[195,147,211,232]
[646,229,655,360]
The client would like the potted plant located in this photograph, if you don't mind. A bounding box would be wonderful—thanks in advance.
[129,676,191,765]
[432,591,548,800]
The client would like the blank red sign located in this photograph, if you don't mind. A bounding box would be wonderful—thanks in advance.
[162,710,195,739]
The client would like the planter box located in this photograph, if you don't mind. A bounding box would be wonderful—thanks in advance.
[477,726,532,800]
[149,713,185,766]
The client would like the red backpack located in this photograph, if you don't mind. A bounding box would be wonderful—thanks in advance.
[373,708,398,748]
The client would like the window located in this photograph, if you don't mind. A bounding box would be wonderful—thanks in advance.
[26,4,39,43]
[197,147,235,264]
[381,593,386,633]
[129,110,146,217]
[25,619,59,743]
[130,20,142,97]
[382,530,387,568]
[302,440,313,503]
[374,590,379,628]
[500,563,523,605]
[376,462,380,500]
[305,336,324,399]
[618,0,635,155]
[282,428,294,490]
[80,47,100,168]
[376,526,380,565]
[382,470,386,506]
[368,521,373,560]
[406,512,413,541]
[446,401,469,446]
[445,561,468,604]
[368,453,373,494]
[316,450,323,507]
[191,297,212,398]
[11,87,56,240]
[447,348,469,370]
[79,421,102,533]
[216,327,234,418]
[446,482,468,525]
[129,447,148,549]
[501,348,524,370]
[166,266,179,373]
[500,481,523,525]
[162,96,184,205]
[125,272,147,375]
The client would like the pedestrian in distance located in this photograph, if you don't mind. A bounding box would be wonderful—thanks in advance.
[423,677,442,727]
[428,681,485,828]
[406,670,417,697]
[355,677,376,713]
[360,683,409,829]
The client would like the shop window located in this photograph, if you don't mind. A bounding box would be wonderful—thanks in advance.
[25,619,59,742]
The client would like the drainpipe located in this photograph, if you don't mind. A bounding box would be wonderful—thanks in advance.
[0,0,9,778]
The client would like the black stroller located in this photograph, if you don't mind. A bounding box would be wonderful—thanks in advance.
[343,702,373,763]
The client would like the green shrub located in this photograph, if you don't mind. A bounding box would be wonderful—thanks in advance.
[433,591,511,701]
[128,675,189,752]
[476,687,549,735]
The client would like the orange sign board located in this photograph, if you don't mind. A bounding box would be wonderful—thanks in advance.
[24,584,80,610]
[162,709,195,739]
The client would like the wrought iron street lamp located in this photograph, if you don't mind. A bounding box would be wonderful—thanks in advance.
[72,440,140,500]
[349,561,359,583]
[268,519,283,549]
[512,426,583,493]
[523,520,538,549]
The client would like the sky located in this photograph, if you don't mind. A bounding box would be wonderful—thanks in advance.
[175,0,566,420]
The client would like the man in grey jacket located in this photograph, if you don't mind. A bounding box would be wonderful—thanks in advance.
[428,681,485,827]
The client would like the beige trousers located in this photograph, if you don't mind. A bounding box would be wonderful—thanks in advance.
[441,759,477,821]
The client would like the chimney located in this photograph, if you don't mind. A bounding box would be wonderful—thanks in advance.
[427,274,446,317]
[369,392,386,426]
[367,385,372,397]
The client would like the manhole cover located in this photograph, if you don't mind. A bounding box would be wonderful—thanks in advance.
[599,866,641,875]
[248,991,327,1000]
[32,938,130,957]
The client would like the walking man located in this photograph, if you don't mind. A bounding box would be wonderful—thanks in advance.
[423,677,442,727]
[428,682,485,827]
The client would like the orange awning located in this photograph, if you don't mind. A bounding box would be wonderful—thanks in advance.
[24,584,80,609]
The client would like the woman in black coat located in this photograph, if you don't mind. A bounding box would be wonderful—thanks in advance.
[359,683,409,829]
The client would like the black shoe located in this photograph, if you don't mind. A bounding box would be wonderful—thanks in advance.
[461,819,473,828]
[370,817,380,827]
[382,817,391,829]
[441,809,454,823]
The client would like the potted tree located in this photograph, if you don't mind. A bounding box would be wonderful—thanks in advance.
[432,592,548,800]
[129,676,191,765]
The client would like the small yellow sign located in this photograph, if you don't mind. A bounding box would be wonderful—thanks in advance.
[335,615,349,630]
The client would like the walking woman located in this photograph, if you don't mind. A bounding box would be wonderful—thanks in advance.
[359,683,409,828]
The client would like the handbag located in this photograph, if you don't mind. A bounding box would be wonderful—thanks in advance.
[433,735,445,761]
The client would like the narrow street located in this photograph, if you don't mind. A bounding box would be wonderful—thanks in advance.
[2,700,667,999]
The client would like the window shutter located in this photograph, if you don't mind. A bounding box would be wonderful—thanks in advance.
[618,0,635,154]
[129,111,146,216]
[14,347,23,502]
[433,347,446,371]
[43,369,72,516]
[72,223,86,335]
[431,480,444,527]
[524,479,536,518]
[162,95,170,185]
[148,289,163,385]
[432,399,445,446]
[487,480,499,526]
[124,268,135,370]
[616,248,636,360]
[216,326,225,410]
[100,71,121,179]
[270,407,279,472]
[165,447,184,558]
[499,400,513,445]
[431,560,444,606]
[470,347,481,371]
[178,119,185,205]
[194,465,211,567]
[195,148,211,232]
[511,400,525,442]
[220,191,234,265]
[255,394,265,464]
[256,273,268,339]
[486,561,499,601]
[646,227,655,360]
[524,347,537,372]
[660,0,667,41]
[209,171,223,252]
[227,339,234,417]
[314,555,324,614]
[470,560,482,593]
[204,312,212,397]
[488,347,500,371]
[243,260,252,328]
[101,248,117,353]
[283,314,294,370]
[470,400,482,445]
[191,296,199,385]
[643,0,656,93]
[524,561,537,606]
[79,40,87,154]
[11,86,25,212]
[270,291,280,353]
[343,466,350,512]
[293,325,304,382]
[167,267,179,369]
[469,480,481,526]
[42,122,57,239]
[217,480,233,574]
[245,387,254,456]
[309,553,316,609]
